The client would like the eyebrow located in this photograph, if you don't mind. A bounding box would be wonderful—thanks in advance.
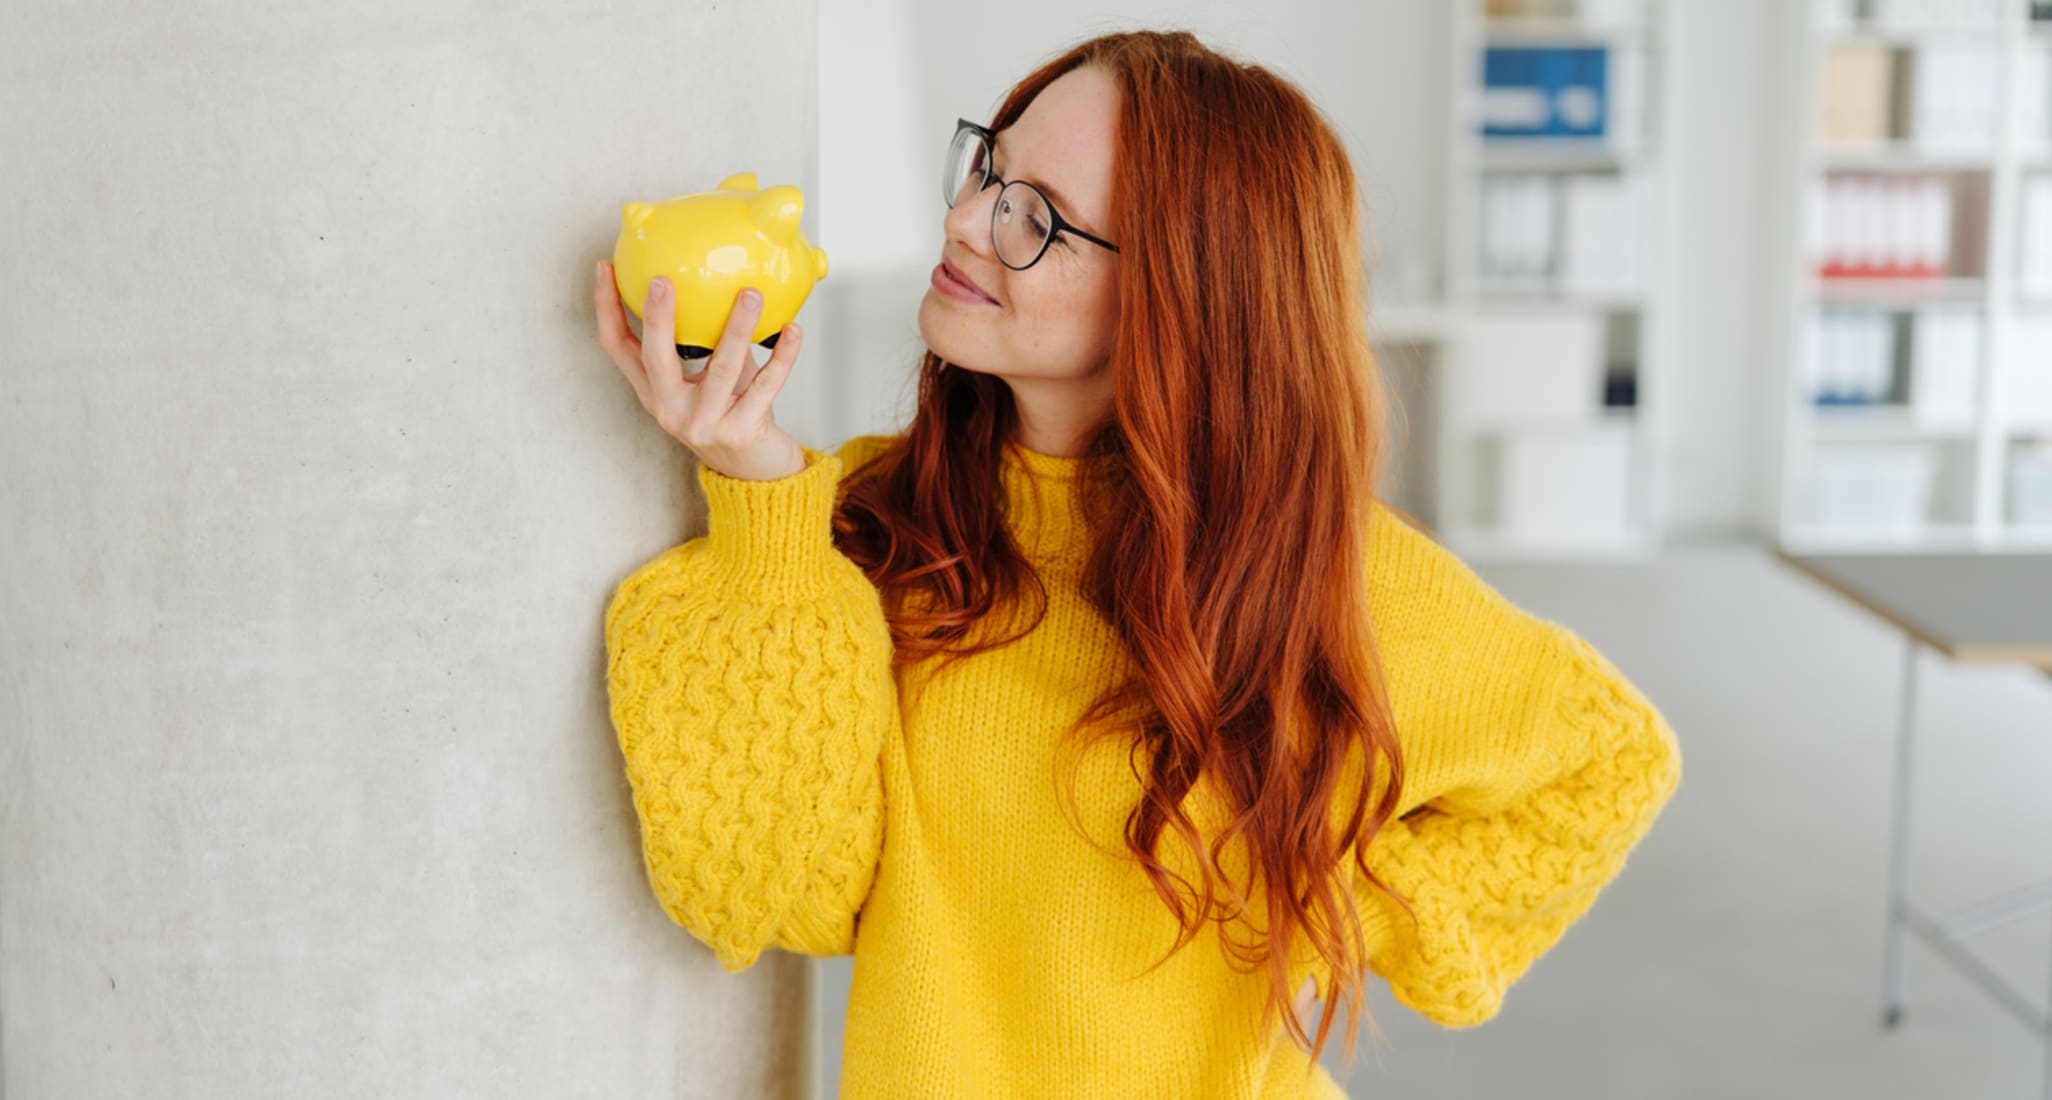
[990,130,1096,237]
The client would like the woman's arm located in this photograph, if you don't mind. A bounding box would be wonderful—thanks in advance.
[603,434,900,971]
[1346,502,1684,1027]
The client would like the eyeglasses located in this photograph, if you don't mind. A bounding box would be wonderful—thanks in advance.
[943,118,1120,271]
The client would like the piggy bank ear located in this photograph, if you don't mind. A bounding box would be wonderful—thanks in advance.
[717,172,759,192]
[748,185,804,245]
[811,246,829,282]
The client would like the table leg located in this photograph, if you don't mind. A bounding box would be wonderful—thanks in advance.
[1883,635,1920,1029]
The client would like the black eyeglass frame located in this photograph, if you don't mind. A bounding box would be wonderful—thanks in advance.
[948,118,1120,270]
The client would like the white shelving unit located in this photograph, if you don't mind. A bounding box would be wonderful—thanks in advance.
[1432,0,1679,561]
[1760,0,2052,552]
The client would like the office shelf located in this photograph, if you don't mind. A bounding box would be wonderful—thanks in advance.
[1761,0,2052,549]
[1431,0,1676,561]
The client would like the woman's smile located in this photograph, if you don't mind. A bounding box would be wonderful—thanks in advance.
[932,259,999,305]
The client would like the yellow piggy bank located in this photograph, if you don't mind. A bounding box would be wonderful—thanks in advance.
[612,172,830,358]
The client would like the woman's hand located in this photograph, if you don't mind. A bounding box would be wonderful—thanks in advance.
[594,260,808,482]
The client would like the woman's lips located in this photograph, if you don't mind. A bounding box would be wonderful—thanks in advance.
[932,261,997,305]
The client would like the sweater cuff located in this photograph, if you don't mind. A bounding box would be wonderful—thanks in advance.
[697,445,848,601]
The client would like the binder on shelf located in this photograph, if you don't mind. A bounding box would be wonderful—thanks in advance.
[1480,46,1610,140]
[1483,0,1646,25]
[2010,440,2052,526]
[1805,309,1897,406]
[1576,0,1647,31]
[1496,421,1635,542]
[1558,172,1646,295]
[1448,309,1606,429]
[1818,42,1895,145]
[1872,0,2002,32]
[2019,49,2051,154]
[1813,0,1859,33]
[1811,174,1951,278]
[2001,314,2052,422]
[1481,170,1652,295]
[1485,0,1572,17]
[1907,42,2004,153]
[1908,303,1981,426]
[1806,442,1937,534]
[1479,173,1559,285]
[2021,173,2052,300]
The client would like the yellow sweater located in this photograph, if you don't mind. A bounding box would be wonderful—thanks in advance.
[604,433,1683,1099]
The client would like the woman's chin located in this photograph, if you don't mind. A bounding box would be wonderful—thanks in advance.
[915,307,967,361]
[918,306,1012,379]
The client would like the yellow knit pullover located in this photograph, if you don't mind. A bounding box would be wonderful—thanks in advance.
[603,433,1683,1099]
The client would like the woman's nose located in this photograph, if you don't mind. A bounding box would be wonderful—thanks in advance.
[945,179,999,257]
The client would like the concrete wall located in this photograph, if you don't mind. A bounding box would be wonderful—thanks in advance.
[0,2,823,1095]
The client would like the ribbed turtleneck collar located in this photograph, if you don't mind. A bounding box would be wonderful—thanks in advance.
[996,441,1117,572]
[998,440,1115,480]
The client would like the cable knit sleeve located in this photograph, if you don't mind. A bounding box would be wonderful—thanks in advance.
[603,434,900,973]
[1348,502,1683,1028]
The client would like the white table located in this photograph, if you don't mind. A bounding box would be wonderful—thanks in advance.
[1775,548,2052,1100]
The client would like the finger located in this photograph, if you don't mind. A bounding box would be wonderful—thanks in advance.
[733,356,766,394]
[640,276,695,419]
[730,322,801,425]
[697,287,764,412]
[594,261,653,407]
[594,261,642,361]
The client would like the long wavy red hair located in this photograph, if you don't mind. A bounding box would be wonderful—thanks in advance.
[828,28,1419,1076]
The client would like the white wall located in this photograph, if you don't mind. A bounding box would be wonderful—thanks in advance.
[1660,0,1776,540]
[0,2,824,1095]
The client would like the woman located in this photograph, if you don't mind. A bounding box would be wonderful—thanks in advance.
[595,28,1682,1099]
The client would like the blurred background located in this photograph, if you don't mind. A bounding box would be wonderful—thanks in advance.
[802,1,2052,1096]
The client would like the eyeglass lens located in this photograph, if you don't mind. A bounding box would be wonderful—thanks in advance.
[944,128,1053,269]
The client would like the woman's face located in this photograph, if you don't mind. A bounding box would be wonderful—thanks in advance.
[919,65,1121,396]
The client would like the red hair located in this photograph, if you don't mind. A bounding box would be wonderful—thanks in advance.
[830,28,1418,1075]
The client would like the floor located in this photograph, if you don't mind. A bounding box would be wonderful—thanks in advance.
[816,541,2052,1098]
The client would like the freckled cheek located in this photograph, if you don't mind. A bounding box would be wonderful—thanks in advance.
[1082,290,1120,341]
